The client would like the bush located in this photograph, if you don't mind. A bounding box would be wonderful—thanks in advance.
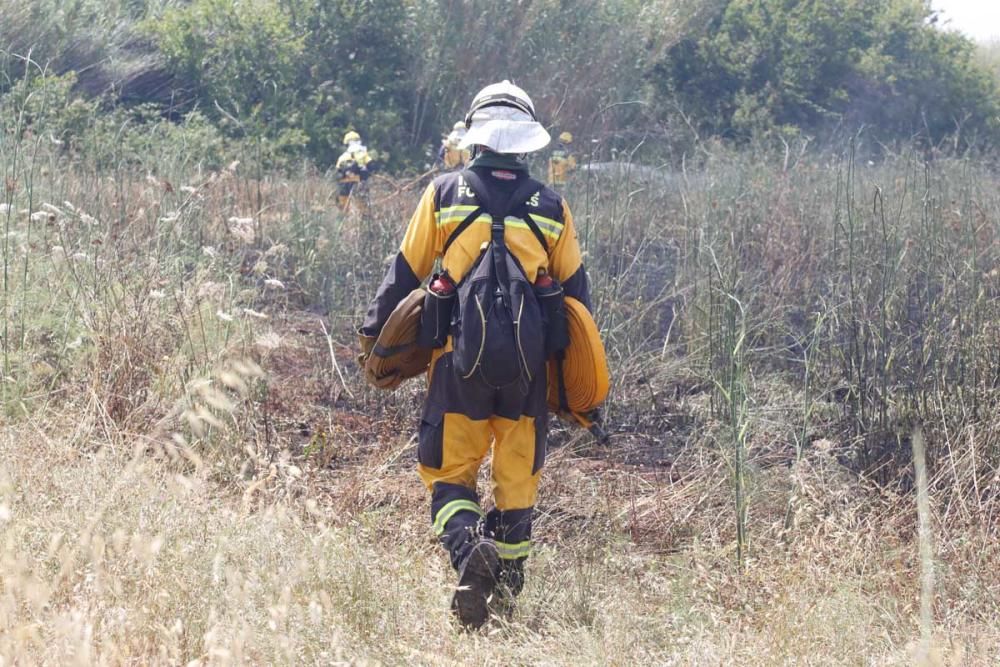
[146,0,306,163]
[650,0,1000,149]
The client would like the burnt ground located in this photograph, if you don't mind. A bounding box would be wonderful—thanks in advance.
[236,309,759,557]
[256,309,701,471]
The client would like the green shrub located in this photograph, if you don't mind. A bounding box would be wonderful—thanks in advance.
[650,0,1000,149]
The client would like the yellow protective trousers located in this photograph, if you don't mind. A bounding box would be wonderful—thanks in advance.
[418,350,547,577]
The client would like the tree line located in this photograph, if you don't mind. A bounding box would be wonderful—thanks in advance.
[2,0,998,170]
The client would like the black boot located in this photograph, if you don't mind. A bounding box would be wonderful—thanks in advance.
[483,507,531,619]
[491,558,525,619]
[499,559,525,596]
[451,538,500,630]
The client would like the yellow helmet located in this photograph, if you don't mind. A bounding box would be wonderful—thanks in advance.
[559,131,573,144]
[343,130,361,145]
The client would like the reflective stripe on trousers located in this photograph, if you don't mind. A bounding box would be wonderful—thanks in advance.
[420,350,547,570]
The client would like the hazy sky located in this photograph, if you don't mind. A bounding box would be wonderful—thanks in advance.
[932,0,1000,42]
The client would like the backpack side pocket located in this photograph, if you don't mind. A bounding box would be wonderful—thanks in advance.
[534,278,569,357]
[417,278,456,349]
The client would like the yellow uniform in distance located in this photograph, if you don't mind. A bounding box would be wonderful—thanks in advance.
[548,143,577,185]
[336,142,372,209]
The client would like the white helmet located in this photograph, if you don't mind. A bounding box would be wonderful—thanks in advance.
[458,80,550,154]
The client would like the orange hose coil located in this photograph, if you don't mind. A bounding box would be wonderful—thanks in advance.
[546,297,609,413]
[364,288,432,389]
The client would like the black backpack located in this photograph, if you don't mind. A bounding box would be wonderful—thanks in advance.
[444,170,551,389]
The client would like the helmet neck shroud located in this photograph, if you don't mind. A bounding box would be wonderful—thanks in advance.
[459,80,550,155]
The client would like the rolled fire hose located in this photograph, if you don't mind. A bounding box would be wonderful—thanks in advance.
[366,290,610,446]
[546,296,610,442]
[364,288,432,390]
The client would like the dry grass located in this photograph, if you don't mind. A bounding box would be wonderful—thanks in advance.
[2,403,999,665]
[1,131,999,663]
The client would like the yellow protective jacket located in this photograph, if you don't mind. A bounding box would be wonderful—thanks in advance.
[442,143,468,169]
[439,130,469,170]
[336,144,372,183]
[547,144,577,185]
[361,155,591,338]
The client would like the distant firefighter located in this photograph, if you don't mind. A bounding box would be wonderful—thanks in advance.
[438,121,470,170]
[547,131,577,186]
[336,129,373,210]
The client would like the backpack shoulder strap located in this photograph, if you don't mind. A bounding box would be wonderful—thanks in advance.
[504,177,548,252]
[459,169,496,215]
[508,187,549,255]
[519,211,549,254]
[502,176,545,217]
[441,172,486,256]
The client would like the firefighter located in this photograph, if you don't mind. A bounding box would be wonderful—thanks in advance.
[547,131,577,186]
[438,121,470,170]
[358,81,591,629]
[336,130,373,210]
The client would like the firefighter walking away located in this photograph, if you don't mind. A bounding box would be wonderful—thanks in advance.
[548,131,577,185]
[437,121,470,170]
[358,80,595,629]
[336,129,373,211]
